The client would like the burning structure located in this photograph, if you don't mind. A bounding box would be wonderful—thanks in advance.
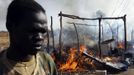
[52,44,128,75]
[48,12,134,75]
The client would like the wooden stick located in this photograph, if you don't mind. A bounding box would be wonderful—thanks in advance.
[98,18,102,59]
[59,13,124,20]
[47,28,50,52]
[50,16,55,51]
[73,23,80,52]
[67,22,97,26]
[59,11,63,61]
[123,15,127,51]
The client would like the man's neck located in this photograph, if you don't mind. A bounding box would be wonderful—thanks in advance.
[6,47,34,62]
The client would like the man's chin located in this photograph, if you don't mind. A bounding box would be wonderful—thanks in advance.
[29,47,42,55]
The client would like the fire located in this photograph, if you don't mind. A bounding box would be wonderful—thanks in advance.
[59,45,88,71]
[57,44,122,72]
[104,57,112,62]
[103,56,121,63]
[55,44,123,73]
[51,42,127,74]
[80,45,87,53]
[59,47,77,71]
[117,42,124,49]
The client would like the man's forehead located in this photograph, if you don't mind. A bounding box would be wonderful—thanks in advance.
[18,11,48,30]
[33,24,48,29]
[32,11,47,23]
[36,12,47,21]
[23,24,47,33]
[22,11,47,23]
[26,21,48,31]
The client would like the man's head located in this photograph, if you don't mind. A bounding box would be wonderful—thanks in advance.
[6,0,48,55]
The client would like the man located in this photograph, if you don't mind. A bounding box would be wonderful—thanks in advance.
[0,0,58,75]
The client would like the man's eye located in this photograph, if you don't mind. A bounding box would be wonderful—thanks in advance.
[41,29,47,33]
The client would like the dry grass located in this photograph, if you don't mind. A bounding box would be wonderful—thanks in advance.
[0,31,9,49]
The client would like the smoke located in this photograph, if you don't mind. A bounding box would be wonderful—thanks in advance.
[52,25,97,48]
[93,10,106,18]
[50,10,114,48]
[43,0,127,42]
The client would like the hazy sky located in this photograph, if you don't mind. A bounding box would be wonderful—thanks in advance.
[0,0,134,40]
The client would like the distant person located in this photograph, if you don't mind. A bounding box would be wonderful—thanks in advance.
[0,0,58,75]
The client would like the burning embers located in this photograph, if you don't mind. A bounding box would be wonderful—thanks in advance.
[52,45,128,74]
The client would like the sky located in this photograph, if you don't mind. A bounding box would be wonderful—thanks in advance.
[0,0,134,41]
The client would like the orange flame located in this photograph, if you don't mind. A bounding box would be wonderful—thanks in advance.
[59,47,77,71]
[117,42,124,49]
[59,45,87,71]
[80,45,87,53]
[104,57,112,62]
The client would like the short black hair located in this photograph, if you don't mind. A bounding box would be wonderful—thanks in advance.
[6,0,46,31]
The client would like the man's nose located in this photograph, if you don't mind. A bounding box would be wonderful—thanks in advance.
[35,33,44,40]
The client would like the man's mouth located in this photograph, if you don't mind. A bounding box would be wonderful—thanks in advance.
[31,43,42,50]
[33,42,42,46]
[32,40,43,47]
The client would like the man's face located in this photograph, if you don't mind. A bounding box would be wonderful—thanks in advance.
[13,11,48,55]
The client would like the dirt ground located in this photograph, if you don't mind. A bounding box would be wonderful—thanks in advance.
[0,31,9,51]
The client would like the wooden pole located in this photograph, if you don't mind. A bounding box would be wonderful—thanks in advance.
[59,13,124,20]
[101,25,104,41]
[131,29,134,41]
[59,11,63,60]
[123,15,127,50]
[99,18,102,58]
[117,25,119,44]
[50,16,55,51]
[67,22,97,26]
[47,27,50,52]
[73,23,80,52]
